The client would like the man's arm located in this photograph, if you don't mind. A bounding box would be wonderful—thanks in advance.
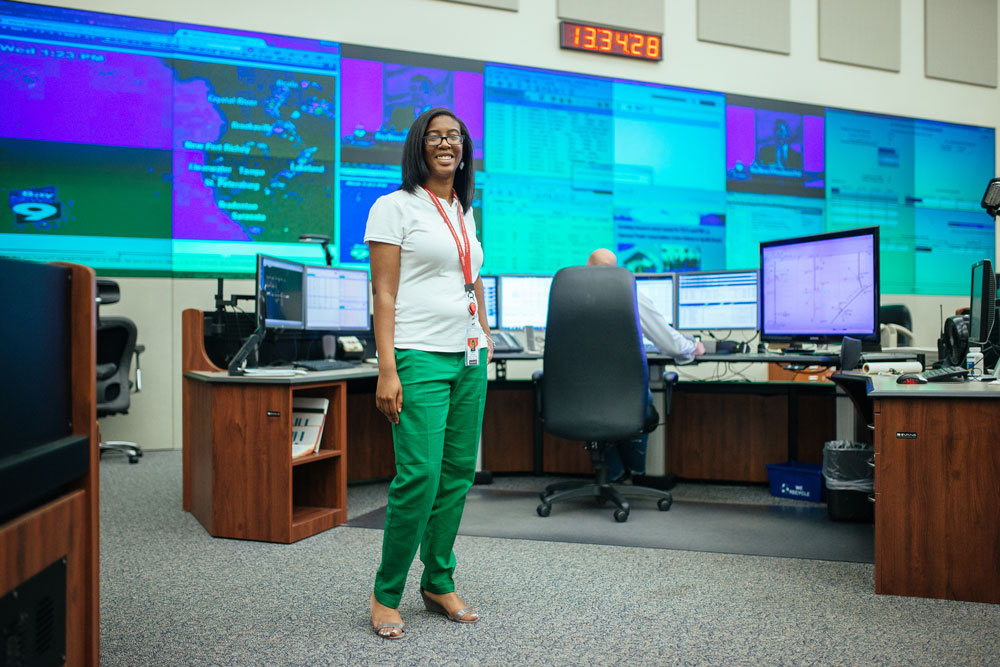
[636,293,703,364]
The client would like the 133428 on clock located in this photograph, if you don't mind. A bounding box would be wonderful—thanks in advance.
[559,21,663,61]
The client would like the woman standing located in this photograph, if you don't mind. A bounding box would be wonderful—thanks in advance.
[364,108,493,639]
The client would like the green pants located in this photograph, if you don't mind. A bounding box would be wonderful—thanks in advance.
[373,347,487,609]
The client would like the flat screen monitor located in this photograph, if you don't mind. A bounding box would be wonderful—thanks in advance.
[256,254,304,329]
[498,274,553,330]
[759,226,879,343]
[635,274,675,326]
[481,275,498,329]
[676,270,758,330]
[304,265,370,331]
[969,259,997,345]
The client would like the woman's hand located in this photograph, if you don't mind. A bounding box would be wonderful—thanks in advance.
[375,370,403,424]
[486,336,494,364]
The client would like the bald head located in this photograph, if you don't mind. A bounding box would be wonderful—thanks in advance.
[587,248,618,266]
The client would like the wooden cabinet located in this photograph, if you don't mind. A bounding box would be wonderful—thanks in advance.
[185,376,348,543]
[182,309,347,543]
[1,262,99,665]
[873,394,1000,603]
[665,382,836,482]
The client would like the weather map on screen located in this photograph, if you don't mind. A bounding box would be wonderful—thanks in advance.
[0,0,341,276]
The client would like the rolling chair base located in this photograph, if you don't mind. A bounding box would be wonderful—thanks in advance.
[537,480,672,523]
[100,440,143,464]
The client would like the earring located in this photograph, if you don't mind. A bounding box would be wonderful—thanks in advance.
[459,161,465,169]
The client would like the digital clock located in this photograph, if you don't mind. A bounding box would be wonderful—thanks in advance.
[559,21,662,62]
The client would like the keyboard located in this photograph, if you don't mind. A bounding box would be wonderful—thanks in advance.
[919,366,970,382]
[293,359,358,372]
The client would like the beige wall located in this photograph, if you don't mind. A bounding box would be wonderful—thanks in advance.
[27,0,999,449]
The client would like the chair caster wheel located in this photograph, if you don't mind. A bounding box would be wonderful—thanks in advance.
[658,497,673,511]
[536,503,551,517]
[613,509,629,523]
[128,456,139,464]
[539,492,549,503]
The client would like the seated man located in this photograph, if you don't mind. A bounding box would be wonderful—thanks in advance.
[586,248,705,481]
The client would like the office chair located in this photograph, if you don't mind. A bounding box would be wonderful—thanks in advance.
[534,265,673,523]
[96,279,144,464]
[880,304,914,346]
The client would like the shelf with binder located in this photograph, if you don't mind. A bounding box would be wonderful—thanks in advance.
[182,309,348,544]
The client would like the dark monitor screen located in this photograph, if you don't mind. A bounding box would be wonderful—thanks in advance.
[481,275,498,329]
[498,274,553,330]
[256,254,304,329]
[760,226,879,342]
[969,259,997,345]
[303,265,370,331]
[676,270,758,330]
[635,274,675,326]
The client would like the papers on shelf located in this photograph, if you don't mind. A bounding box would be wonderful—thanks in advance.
[243,367,308,377]
[292,396,329,458]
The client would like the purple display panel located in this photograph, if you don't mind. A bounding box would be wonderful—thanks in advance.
[802,114,824,175]
[339,47,484,166]
[761,230,878,339]
[726,95,825,198]
[725,105,755,172]
[0,41,173,149]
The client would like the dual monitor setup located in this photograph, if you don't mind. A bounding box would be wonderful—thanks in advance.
[226,255,370,375]
[483,226,882,348]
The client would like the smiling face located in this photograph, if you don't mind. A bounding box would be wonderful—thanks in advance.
[423,114,463,185]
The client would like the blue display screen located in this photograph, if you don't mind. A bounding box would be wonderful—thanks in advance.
[0,0,993,296]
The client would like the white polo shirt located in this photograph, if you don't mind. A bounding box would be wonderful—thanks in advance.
[364,188,484,353]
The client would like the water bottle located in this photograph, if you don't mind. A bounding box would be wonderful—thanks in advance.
[966,346,984,376]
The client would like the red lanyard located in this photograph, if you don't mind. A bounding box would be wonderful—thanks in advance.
[422,186,474,297]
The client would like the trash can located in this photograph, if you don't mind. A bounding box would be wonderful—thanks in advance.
[822,440,874,522]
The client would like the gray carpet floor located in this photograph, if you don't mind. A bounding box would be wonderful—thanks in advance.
[99,451,1000,666]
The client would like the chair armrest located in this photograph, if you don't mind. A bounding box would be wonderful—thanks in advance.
[531,370,544,416]
[661,370,679,416]
[133,344,145,393]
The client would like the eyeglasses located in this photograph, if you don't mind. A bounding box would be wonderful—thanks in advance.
[424,134,464,146]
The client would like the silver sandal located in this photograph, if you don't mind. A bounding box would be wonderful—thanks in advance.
[373,621,405,639]
[420,588,480,623]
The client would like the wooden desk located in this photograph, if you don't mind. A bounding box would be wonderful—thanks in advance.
[867,375,1000,603]
[182,309,378,543]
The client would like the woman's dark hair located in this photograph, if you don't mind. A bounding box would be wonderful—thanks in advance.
[399,107,475,211]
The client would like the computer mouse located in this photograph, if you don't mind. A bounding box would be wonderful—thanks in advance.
[896,373,927,384]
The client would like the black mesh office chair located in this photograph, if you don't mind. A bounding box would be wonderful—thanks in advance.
[880,304,913,346]
[96,279,144,464]
[534,265,673,523]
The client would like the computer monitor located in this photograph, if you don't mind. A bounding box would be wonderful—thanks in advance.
[635,274,675,326]
[498,274,553,330]
[759,226,880,343]
[303,265,370,331]
[676,270,758,330]
[969,259,996,346]
[256,254,304,329]
[481,275,498,329]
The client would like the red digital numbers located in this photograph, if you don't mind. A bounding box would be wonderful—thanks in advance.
[561,21,662,61]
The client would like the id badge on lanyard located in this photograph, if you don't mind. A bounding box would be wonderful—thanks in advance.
[423,186,481,366]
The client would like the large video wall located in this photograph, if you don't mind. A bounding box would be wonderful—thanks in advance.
[0,1,995,294]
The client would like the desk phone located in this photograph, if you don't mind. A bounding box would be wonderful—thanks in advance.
[491,331,523,353]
